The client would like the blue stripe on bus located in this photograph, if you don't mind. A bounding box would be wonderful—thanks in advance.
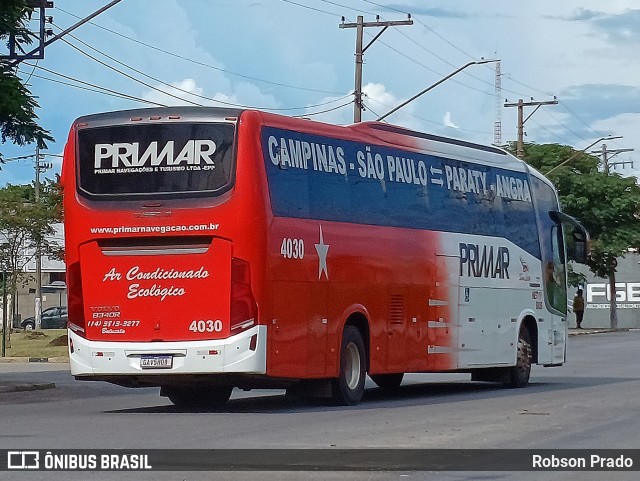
[262,126,541,258]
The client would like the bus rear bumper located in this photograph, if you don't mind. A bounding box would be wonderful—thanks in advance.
[68,325,267,377]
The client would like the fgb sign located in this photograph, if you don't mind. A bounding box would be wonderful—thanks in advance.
[586,282,640,302]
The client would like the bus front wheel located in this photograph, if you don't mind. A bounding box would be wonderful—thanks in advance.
[162,386,233,409]
[332,325,366,406]
[505,326,532,388]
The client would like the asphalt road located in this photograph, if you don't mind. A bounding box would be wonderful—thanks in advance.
[0,331,639,481]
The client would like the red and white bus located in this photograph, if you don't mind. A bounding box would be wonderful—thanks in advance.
[62,107,588,406]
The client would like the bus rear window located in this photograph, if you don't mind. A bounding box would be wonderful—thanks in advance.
[77,123,235,199]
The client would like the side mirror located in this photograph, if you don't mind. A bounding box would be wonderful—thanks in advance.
[573,232,589,264]
[549,211,590,265]
[573,228,588,264]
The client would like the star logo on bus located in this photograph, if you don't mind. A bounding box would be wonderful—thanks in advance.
[315,225,330,280]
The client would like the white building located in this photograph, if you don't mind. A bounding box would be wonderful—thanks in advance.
[1,223,66,327]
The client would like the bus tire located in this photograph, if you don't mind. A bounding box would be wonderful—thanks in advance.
[332,325,366,406]
[505,326,532,388]
[164,386,233,409]
[371,373,404,390]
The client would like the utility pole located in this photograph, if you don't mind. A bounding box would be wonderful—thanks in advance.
[34,145,42,330]
[5,0,124,66]
[33,147,52,330]
[504,97,558,159]
[2,1,54,62]
[340,15,413,123]
[591,144,635,175]
[544,135,622,176]
[589,143,635,331]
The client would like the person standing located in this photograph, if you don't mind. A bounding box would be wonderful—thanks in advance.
[573,289,585,329]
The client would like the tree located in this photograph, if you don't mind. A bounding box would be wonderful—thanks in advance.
[509,142,640,328]
[0,180,62,340]
[0,0,53,167]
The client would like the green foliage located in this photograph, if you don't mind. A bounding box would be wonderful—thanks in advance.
[0,0,33,47]
[0,0,53,166]
[567,264,587,288]
[515,142,640,279]
[0,181,63,310]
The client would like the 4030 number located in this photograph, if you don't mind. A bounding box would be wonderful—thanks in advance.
[281,238,304,259]
[189,319,223,333]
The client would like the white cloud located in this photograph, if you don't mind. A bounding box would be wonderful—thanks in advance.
[142,79,204,107]
[443,112,459,129]
[142,79,280,110]
[361,83,423,131]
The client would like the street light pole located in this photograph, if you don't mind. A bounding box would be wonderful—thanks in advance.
[544,135,623,175]
[376,59,499,122]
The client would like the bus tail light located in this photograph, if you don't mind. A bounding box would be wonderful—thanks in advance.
[67,262,86,336]
[230,258,258,333]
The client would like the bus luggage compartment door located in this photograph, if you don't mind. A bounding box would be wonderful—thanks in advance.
[78,238,232,342]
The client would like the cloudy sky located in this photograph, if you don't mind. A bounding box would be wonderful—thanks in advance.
[1,0,639,186]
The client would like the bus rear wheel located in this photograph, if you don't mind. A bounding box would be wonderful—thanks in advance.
[332,325,366,406]
[505,326,532,388]
[371,373,404,390]
[162,386,233,409]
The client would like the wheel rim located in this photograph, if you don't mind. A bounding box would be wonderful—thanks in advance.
[516,338,532,376]
[344,342,361,390]
[25,324,33,330]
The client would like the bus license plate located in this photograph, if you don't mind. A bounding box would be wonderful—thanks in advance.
[140,355,173,369]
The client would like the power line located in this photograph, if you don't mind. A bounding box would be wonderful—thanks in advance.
[55,6,344,96]
[19,68,166,106]
[292,100,353,118]
[280,0,339,16]
[540,109,588,143]
[347,2,497,91]
[529,118,575,145]
[318,0,372,15]
[22,63,168,107]
[556,101,632,151]
[340,15,414,122]
[557,100,606,137]
[364,33,493,97]
[58,27,353,112]
[358,0,476,58]
[364,95,496,136]
[56,26,350,111]
[58,35,205,107]
[281,0,493,99]
[317,0,495,96]
[360,101,385,121]
[356,0,549,99]
[325,1,595,145]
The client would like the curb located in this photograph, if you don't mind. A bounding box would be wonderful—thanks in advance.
[0,357,69,364]
[0,382,56,394]
[568,328,628,336]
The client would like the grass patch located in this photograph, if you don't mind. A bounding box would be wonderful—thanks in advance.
[4,329,69,359]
